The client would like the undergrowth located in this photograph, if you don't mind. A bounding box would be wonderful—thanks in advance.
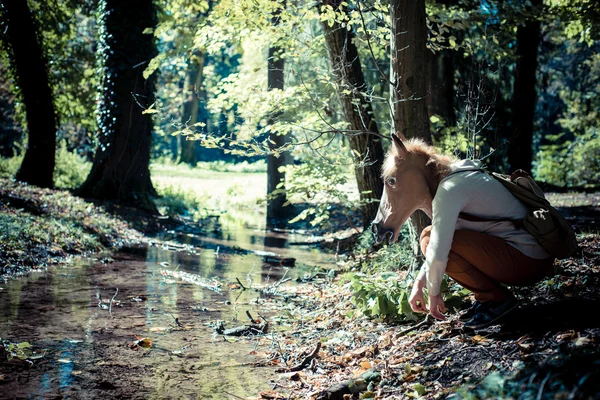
[154,184,208,219]
[347,225,470,321]
[0,141,91,189]
[0,179,141,278]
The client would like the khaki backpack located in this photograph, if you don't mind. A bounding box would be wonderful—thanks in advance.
[457,170,579,259]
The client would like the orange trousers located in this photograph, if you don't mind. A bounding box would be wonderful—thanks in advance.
[420,226,555,302]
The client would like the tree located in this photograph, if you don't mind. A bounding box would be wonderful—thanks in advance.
[178,50,205,167]
[321,0,385,228]
[0,0,57,188]
[507,0,542,173]
[390,0,431,233]
[266,2,291,228]
[77,0,157,211]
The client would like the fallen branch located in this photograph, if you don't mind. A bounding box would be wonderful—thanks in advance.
[215,321,268,336]
[317,368,381,400]
[278,342,321,373]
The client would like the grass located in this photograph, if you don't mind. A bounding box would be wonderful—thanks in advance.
[0,179,142,278]
[151,161,268,224]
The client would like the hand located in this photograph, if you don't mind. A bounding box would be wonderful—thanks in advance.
[408,281,428,314]
[428,294,447,321]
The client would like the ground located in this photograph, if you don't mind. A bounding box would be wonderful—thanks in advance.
[254,233,600,399]
[0,171,598,399]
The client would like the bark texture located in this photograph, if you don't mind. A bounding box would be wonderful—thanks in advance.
[321,0,385,228]
[77,0,157,211]
[390,0,432,234]
[507,0,542,173]
[266,5,291,228]
[1,0,57,188]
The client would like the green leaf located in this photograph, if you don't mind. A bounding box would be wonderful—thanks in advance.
[449,36,457,48]
[413,383,427,396]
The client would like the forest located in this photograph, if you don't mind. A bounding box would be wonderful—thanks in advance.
[0,0,598,399]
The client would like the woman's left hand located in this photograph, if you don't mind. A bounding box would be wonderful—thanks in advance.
[428,294,446,321]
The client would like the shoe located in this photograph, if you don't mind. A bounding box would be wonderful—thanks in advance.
[463,297,519,329]
[459,301,482,322]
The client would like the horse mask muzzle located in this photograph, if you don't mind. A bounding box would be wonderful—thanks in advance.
[371,221,394,244]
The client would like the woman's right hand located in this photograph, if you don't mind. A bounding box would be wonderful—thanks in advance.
[408,280,428,314]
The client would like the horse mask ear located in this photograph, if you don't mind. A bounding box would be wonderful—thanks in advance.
[392,133,408,156]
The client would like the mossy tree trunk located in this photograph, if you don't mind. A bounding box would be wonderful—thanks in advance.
[266,4,291,229]
[77,0,157,212]
[321,0,385,228]
[0,0,57,188]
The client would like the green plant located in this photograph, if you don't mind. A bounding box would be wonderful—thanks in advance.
[53,140,92,189]
[0,143,23,178]
[154,184,208,219]
[0,141,91,189]
[274,149,360,230]
[350,272,421,321]
[534,133,600,187]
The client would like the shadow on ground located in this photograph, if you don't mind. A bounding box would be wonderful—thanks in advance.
[500,299,600,335]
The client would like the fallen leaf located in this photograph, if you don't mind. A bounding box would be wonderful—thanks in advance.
[259,390,283,399]
[360,360,372,370]
[135,337,152,349]
[573,336,591,346]
[472,335,487,343]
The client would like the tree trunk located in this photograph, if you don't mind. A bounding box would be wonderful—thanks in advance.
[266,4,291,229]
[178,51,205,167]
[1,0,57,188]
[390,0,431,234]
[77,0,157,212]
[507,0,542,173]
[321,0,385,228]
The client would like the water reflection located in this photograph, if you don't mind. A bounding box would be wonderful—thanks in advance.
[0,221,334,398]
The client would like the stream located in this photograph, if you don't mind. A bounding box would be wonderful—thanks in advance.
[0,216,337,399]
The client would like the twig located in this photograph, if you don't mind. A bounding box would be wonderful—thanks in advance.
[397,315,431,337]
[257,312,269,324]
[236,277,247,290]
[223,391,246,400]
[109,288,118,318]
[172,314,183,327]
[282,342,322,372]
[246,310,257,323]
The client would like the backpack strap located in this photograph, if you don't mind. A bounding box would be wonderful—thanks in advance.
[443,167,520,225]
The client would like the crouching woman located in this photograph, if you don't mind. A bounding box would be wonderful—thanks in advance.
[371,134,555,329]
